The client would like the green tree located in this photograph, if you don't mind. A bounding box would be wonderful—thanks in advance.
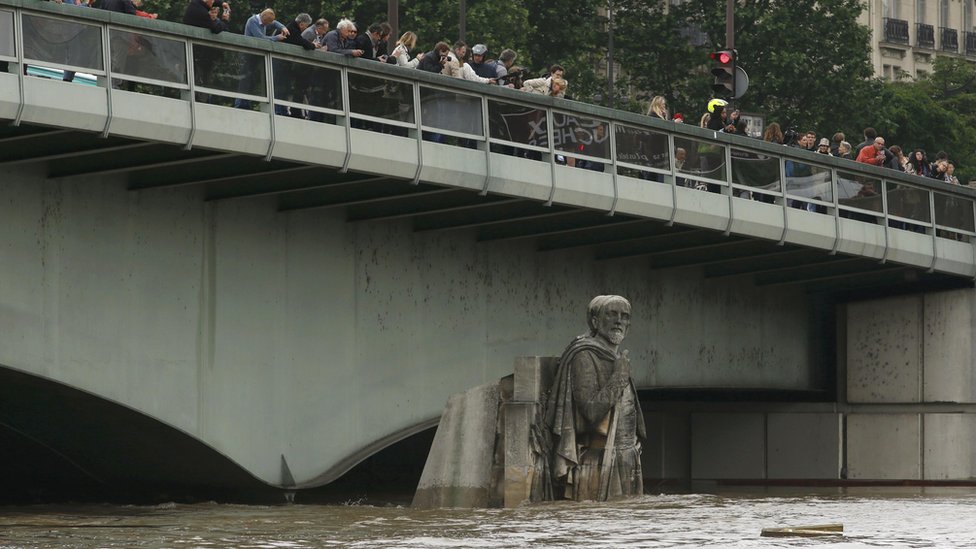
[874,57,976,182]
[609,0,877,131]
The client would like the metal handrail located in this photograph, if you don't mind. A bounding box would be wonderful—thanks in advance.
[3,0,976,253]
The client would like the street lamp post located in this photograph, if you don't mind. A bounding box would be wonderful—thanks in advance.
[608,0,614,108]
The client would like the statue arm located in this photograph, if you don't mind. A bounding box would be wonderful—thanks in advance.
[570,350,630,427]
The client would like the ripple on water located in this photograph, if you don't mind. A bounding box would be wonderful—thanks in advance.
[2,491,976,548]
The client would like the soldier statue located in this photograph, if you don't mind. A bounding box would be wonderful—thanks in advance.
[542,295,645,501]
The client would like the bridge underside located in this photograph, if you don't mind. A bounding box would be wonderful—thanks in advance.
[5,124,970,298]
[0,363,280,503]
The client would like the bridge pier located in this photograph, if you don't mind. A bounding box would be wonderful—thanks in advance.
[638,288,976,487]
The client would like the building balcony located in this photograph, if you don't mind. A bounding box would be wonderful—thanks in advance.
[966,31,976,55]
[940,27,959,52]
[883,17,910,43]
[916,23,935,49]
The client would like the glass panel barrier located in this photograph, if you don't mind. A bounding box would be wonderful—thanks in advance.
[22,14,103,71]
[731,148,780,194]
[272,57,341,111]
[673,136,727,187]
[784,160,832,204]
[614,125,669,182]
[488,100,547,147]
[934,192,975,232]
[109,29,187,85]
[193,44,265,98]
[614,125,668,169]
[838,172,883,213]
[348,72,414,124]
[886,182,931,223]
[0,10,13,59]
[419,87,483,136]
[551,114,608,159]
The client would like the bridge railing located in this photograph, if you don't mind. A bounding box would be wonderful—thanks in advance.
[3,0,976,259]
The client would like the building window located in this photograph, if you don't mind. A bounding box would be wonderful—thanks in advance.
[918,0,927,24]
[966,0,974,32]
[941,0,949,28]
[885,0,902,19]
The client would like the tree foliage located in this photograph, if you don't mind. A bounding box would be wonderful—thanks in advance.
[614,0,877,129]
[873,58,976,181]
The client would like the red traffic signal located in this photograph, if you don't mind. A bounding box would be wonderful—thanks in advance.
[710,49,737,96]
[710,50,734,65]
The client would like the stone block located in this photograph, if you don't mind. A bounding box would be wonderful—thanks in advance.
[503,401,536,507]
[413,383,500,508]
[923,290,976,403]
[690,413,765,479]
[513,357,544,402]
[847,296,922,403]
[923,413,976,480]
[846,413,920,480]
[767,413,842,479]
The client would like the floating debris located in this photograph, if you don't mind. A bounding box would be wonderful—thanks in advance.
[761,523,844,538]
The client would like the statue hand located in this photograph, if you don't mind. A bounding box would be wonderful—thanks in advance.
[614,349,631,378]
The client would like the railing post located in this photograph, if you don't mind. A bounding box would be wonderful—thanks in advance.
[544,107,556,206]
[829,167,841,255]
[928,189,938,272]
[777,156,789,245]
[608,120,618,216]
[410,81,422,185]
[264,52,276,161]
[666,132,678,226]
[184,40,197,151]
[723,142,733,236]
[880,178,891,264]
[479,94,491,195]
[12,8,25,126]
[339,66,352,173]
[100,24,113,138]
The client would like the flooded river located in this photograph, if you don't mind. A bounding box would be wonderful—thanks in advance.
[2,489,975,548]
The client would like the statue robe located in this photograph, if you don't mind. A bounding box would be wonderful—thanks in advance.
[543,335,645,501]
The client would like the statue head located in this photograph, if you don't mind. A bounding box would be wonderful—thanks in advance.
[586,295,631,347]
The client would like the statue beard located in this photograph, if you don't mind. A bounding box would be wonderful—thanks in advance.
[604,328,625,345]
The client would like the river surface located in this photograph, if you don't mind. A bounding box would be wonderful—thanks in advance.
[2,489,976,548]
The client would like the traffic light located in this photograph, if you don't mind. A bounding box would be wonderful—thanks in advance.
[710,49,736,97]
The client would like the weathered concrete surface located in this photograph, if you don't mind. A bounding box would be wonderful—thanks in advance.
[412,383,500,508]
[847,295,922,403]
[0,163,823,487]
[642,411,690,484]
[690,413,766,479]
[923,291,976,403]
[847,290,976,404]
[923,413,976,480]
[766,413,842,479]
[846,413,921,480]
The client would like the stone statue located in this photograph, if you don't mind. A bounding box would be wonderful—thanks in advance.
[541,295,645,501]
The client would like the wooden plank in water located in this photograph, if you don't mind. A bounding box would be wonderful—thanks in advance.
[761,523,844,538]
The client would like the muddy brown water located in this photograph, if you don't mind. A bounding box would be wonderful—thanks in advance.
[2,489,975,548]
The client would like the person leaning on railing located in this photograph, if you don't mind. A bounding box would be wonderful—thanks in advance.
[183,0,230,33]
[389,31,423,68]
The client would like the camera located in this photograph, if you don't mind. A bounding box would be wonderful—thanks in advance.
[783,127,798,146]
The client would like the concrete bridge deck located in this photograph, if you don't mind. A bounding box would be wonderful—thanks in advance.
[1,0,975,501]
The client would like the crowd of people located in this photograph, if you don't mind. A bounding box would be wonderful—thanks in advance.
[48,0,569,98]
[656,96,967,187]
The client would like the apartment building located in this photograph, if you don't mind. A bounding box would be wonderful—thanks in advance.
[862,0,976,79]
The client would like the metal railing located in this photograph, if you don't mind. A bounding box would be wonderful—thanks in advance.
[965,31,976,55]
[883,17,910,44]
[940,27,959,52]
[2,0,976,266]
[916,23,936,48]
